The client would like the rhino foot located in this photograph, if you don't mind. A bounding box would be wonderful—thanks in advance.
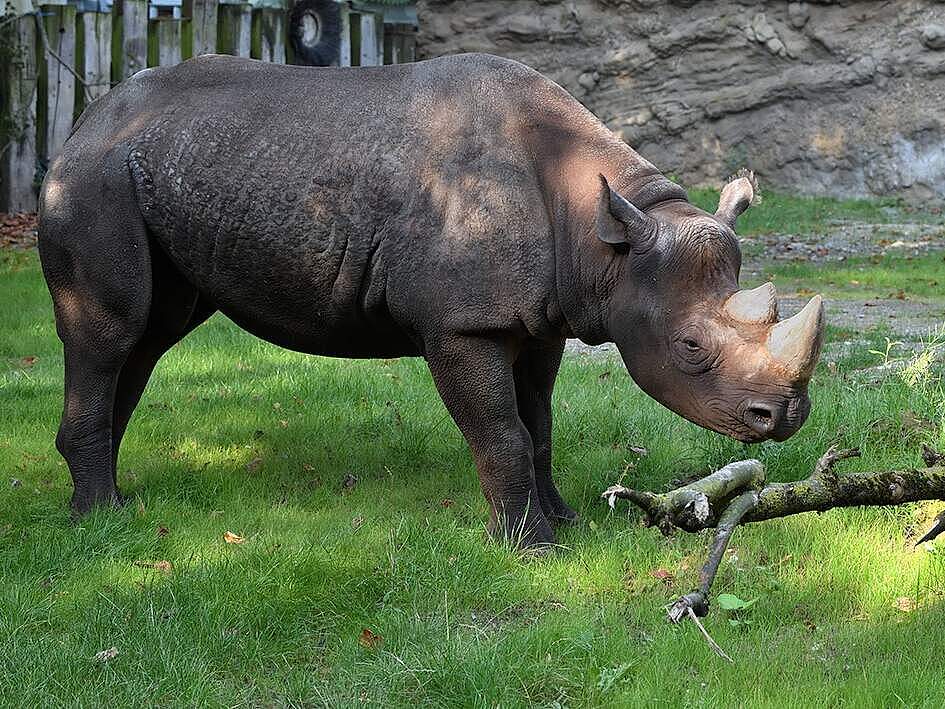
[488,504,556,550]
[70,486,127,518]
[538,485,579,526]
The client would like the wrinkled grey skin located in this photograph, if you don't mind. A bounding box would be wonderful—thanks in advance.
[38,54,821,547]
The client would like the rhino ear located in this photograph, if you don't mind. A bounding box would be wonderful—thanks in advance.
[596,174,659,252]
[716,169,760,229]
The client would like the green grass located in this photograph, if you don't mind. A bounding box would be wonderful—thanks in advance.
[4,246,945,706]
[760,252,945,301]
[688,188,925,236]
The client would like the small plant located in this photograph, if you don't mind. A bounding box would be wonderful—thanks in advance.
[868,337,904,367]
[597,662,634,694]
[716,593,757,628]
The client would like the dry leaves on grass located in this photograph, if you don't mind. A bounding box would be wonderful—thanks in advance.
[358,628,383,650]
[0,212,37,248]
[133,560,173,573]
[650,569,675,585]
[896,597,916,612]
[245,457,263,474]
[223,531,245,544]
[93,646,119,663]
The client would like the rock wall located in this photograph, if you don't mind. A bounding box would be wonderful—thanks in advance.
[416,1,945,200]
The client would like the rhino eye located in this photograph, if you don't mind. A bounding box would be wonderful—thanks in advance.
[673,328,716,372]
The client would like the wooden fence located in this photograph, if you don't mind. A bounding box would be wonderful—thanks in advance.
[0,0,416,211]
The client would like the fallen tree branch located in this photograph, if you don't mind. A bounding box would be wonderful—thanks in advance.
[603,447,945,659]
[604,448,945,532]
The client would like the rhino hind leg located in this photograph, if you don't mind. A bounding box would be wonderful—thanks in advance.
[425,335,556,548]
[514,340,578,525]
[40,180,154,514]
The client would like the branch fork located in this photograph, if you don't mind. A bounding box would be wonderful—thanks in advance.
[603,446,945,661]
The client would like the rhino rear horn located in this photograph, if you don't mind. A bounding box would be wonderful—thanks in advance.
[724,282,778,324]
[716,169,759,228]
[767,295,825,380]
[596,174,659,253]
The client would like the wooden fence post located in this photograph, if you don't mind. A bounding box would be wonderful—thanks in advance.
[184,0,218,57]
[113,0,149,81]
[148,15,182,66]
[251,7,285,63]
[217,1,252,57]
[37,2,77,163]
[0,14,38,212]
[338,3,350,66]
[358,12,380,66]
[76,9,112,117]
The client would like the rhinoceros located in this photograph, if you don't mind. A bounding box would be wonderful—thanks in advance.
[38,53,824,547]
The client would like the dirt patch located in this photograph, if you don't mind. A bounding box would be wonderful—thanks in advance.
[742,220,945,277]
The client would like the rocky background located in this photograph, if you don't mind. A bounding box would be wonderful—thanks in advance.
[416,1,945,200]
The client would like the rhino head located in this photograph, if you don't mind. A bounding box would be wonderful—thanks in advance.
[597,173,824,442]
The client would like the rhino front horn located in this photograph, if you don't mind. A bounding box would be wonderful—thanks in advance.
[766,295,825,380]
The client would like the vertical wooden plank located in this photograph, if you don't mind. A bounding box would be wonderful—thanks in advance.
[39,4,77,162]
[0,15,38,212]
[113,0,149,81]
[148,17,182,66]
[251,8,284,63]
[76,11,112,118]
[217,2,251,57]
[358,12,378,67]
[184,0,218,57]
[338,5,350,67]
[400,25,417,63]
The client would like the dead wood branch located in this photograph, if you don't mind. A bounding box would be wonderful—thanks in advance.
[603,447,945,658]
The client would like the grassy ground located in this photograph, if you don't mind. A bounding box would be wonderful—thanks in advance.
[2,199,945,706]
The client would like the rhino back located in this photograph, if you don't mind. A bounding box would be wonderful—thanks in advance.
[91,55,592,353]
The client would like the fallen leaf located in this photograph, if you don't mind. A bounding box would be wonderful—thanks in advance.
[19,355,36,367]
[650,569,674,585]
[342,473,358,491]
[133,560,173,573]
[358,628,383,649]
[896,596,916,612]
[628,445,649,457]
[156,525,169,537]
[279,419,288,428]
[598,370,611,381]
[441,498,454,508]
[93,647,118,663]
[351,515,364,529]
[245,457,263,473]
[303,463,316,472]
[223,531,245,544]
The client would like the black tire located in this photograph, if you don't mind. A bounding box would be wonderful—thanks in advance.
[289,0,342,67]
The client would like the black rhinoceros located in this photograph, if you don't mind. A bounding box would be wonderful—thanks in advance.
[38,53,823,547]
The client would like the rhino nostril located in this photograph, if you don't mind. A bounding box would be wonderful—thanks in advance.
[744,403,777,434]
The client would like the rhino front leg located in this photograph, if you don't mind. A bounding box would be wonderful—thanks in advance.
[425,335,555,549]
[514,339,578,525]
